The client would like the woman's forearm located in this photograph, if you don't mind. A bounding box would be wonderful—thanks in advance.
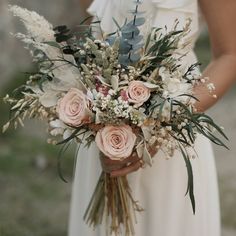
[193,54,236,112]
[80,0,93,18]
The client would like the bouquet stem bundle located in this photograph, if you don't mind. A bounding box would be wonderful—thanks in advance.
[84,171,143,236]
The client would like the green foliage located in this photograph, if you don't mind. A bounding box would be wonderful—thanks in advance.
[179,144,195,214]
[117,0,145,65]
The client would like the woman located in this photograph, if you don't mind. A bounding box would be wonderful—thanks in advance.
[68,0,236,235]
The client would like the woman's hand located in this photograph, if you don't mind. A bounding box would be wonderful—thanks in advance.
[100,146,158,178]
[195,0,236,112]
[100,153,142,178]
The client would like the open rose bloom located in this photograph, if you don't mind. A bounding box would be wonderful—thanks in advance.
[127,81,151,107]
[95,125,137,160]
[57,88,93,127]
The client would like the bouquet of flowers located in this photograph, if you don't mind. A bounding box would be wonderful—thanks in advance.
[3,2,228,235]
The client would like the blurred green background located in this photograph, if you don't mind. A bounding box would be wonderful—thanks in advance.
[0,1,236,236]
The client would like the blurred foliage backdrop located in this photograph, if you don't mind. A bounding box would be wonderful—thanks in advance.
[0,1,236,236]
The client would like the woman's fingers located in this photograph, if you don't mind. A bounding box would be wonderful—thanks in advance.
[101,161,125,173]
[149,147,158,157]
[148,142,159,157]
[110,159,142,177]
[100,146,159,176]
[100,154,140,173]
[102,154,139,166]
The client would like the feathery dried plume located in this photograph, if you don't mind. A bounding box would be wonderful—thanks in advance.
[9,5,85,91]
[8,5,54,42]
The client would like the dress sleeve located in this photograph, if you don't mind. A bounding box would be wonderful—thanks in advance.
[150,0,199,41]
[87,0,199,40]
[87,0,127,33]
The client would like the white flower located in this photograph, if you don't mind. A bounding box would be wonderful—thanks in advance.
[50,119,66,129]
[9,5,54,42]
[50,128,65,136]
[159,67,191,99]
[49,119,66,136]
[166,78,181,93]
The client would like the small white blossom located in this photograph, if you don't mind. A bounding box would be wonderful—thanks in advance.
[207,83,216,92]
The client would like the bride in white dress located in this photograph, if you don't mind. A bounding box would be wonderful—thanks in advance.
[68,0,236,235]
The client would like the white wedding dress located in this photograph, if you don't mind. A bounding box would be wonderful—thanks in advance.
[68,0,221,235]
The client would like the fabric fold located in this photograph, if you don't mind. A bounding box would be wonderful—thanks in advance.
[152,0,195,12]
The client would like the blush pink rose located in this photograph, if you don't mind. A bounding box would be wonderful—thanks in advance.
[95,125,137,160]
[127,81,150,107]
[57,88,92,127]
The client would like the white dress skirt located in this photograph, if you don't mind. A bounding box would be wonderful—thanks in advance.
[68,0,221,235]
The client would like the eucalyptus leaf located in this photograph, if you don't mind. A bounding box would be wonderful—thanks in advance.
[132,43,144,51]
[133,0,144,4]
[128,10,145,16]
[118,54,130,65]
[119,39,132,54]
[133,17,146,26]
[130,52,141,62]
[106,35,116,46]
[127,35,144,44]
[121,24,140,35]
